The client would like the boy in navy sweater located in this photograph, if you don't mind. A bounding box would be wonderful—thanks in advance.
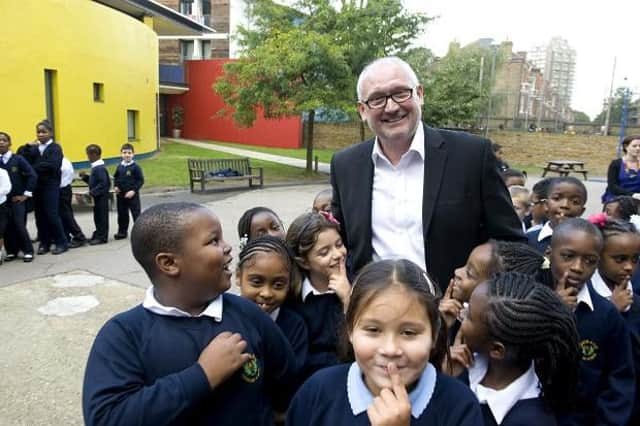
[82,202,297,426]
[80,144,110,245]
[549,218,635,425]
[0,131,37,262]
[113,143,143,240]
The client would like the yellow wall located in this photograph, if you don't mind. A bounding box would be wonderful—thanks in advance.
[0,0,159,162]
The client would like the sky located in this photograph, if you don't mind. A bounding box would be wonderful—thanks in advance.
[404,0,638,120]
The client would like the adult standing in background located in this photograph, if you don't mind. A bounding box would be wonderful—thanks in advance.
[602,135,640,204]
[330,57,525,291]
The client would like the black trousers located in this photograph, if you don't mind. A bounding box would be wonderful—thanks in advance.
[116,193,141,234]
[92,194,109,242]
[4,199,34,255]
[59,185,86,241]
[34,185,67,249]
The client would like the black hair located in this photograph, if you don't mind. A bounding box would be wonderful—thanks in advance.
[603,196,639,221]
[502,169,526,183]
[547,176,588,203]
[237,206,283,240]
[36,119,53,132]
[491,143,502,153]
[532,178,553,199]
[551,218,603,251]
[622,134,640,153]
[341,259,447,368]
[120,143,135,152]
[237,235,299,297]
[490,240,547,276]
[86,144,102,157]
[484,272,579,414]
[131,202,207,280]
[594,217,639,240]
[0,132,11,143]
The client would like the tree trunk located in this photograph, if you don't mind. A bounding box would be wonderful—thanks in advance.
[359,119,365,141]
[306,109,315,173]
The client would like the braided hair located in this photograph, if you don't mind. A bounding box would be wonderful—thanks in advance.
[237,235,299,297]
[484,272,579,413]
[237,206,284,240]
[483,240,547,279]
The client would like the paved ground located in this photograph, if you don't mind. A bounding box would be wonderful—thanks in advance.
[0,156,607,424]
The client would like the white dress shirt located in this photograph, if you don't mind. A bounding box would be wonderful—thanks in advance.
[38,139,53,155]
[60,158,75,188]
[301,277,334,302]
[142,286,223,320]
[0,168,11,205]
[591,269,632,312]
[371,125,426,272]
[1,151,12,165]
[576,282,594,312]
[537,221,553,242]
[90,159,105,168]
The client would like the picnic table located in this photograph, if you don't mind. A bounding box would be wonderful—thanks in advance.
[541,160,588,180]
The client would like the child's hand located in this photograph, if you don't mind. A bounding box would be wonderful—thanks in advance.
[367,363,411,426]
[125,190,135,199]
[612,282,634,312]
[441,328,473,377]
[114,186,120,194]
[439,279,462,328]
[328,259,351,312]
[556,272,578,308]
[198,332,251,389]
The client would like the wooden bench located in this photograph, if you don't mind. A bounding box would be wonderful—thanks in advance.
[71,177,117,210]
[188,158,264,192]
[541,160,589,180]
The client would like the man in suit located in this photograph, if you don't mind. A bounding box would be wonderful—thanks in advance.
[330,57,525,291]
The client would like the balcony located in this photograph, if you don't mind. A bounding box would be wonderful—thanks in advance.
[159,64,188,95]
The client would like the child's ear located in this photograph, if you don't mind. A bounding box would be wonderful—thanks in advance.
[579,206,586,216]
[295,256,310,271]
[488,341,506,361]
[155,252,180,277]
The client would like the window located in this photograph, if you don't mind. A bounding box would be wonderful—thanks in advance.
[179,0,193,15]
[127,110,139,141]
[180,40,194,62]
[44,69,57,137]
[201,40,212,59]
[93,82,104,102]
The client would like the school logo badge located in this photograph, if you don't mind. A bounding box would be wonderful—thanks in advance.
[242,354,260,383]
[126,170,131,176]
[11,166,18,173]
[579,339,598,361]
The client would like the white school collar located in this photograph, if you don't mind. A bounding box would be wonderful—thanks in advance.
[142,286,223,321]
[469,355,540,424]
[121,160,135,166]
[537,221,554,242]
[2,151,12,163]
[591,270,631,312]
[90,159,105,168]
[301,277,334,302]
[269,306,280,321]
[576,282,594,312]
[346,362,436,419]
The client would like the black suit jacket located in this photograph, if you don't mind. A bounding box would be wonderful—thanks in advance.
[330,124,525,291]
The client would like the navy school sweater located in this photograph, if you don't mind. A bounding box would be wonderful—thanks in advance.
[113,162,144,194]
[18,142,63,187]
[82,164,111,198]
[286,364,484,426]
[82,294,297,426]
[526,226,551,255]
[558,283,635,426]
[285,292,344,378]
[0,154,37,197]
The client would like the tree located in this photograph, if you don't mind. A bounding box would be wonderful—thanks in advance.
[593,87,638,125]
[572,110,591,123]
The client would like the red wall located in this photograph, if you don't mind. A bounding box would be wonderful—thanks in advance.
[167,59,302,148]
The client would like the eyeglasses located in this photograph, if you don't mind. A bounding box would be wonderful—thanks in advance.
[531,199,547,206]
[361,87,415,109]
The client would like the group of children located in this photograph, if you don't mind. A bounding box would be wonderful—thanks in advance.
[0,120,143,264]
[80,171,640,425]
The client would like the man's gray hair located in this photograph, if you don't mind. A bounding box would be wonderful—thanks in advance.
[356,56,420,101]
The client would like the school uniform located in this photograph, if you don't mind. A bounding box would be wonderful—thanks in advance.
[82,159,110,243]
[287,362,484,425]
[0,151,36,258]
[59,158,86,245]
[285,277,344,378]
[113,160,143,237]
[0,168,11,243]
[526,221,552,254]
[467,355,556,426]
[558,282,636,426]
[19,140,68,252]
[82,289,297,426]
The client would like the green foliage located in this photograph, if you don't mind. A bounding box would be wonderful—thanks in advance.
[572,110,591,123]
[593,87,638,125]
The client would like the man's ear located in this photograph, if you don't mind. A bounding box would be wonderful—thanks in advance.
[295,256,310,271]
[357,102,368,123]
[416,84,424,106]
[155,252,180,277]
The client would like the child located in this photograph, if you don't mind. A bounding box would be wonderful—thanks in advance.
[285,211,351,378]
[237,235,309,415]
[0,167,11,262]
[0,131,37,262]
[509,185,530,231]
[603,195,639,221]
[523,178,551,231]
[79,144,110,245]
[59,157,88,248]
[312,189,332,213]
[502,169,526,188]
[82,202,297,425]
[286,259,483,425]
[459,272,579,425]
[18,119,68,255]
[237,206,285,247]
[113,143,144,240]
[548,218,635,425]
[492,143,510,174]
[527,177,587,255]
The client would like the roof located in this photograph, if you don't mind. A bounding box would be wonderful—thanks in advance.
[93,0,214,36]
